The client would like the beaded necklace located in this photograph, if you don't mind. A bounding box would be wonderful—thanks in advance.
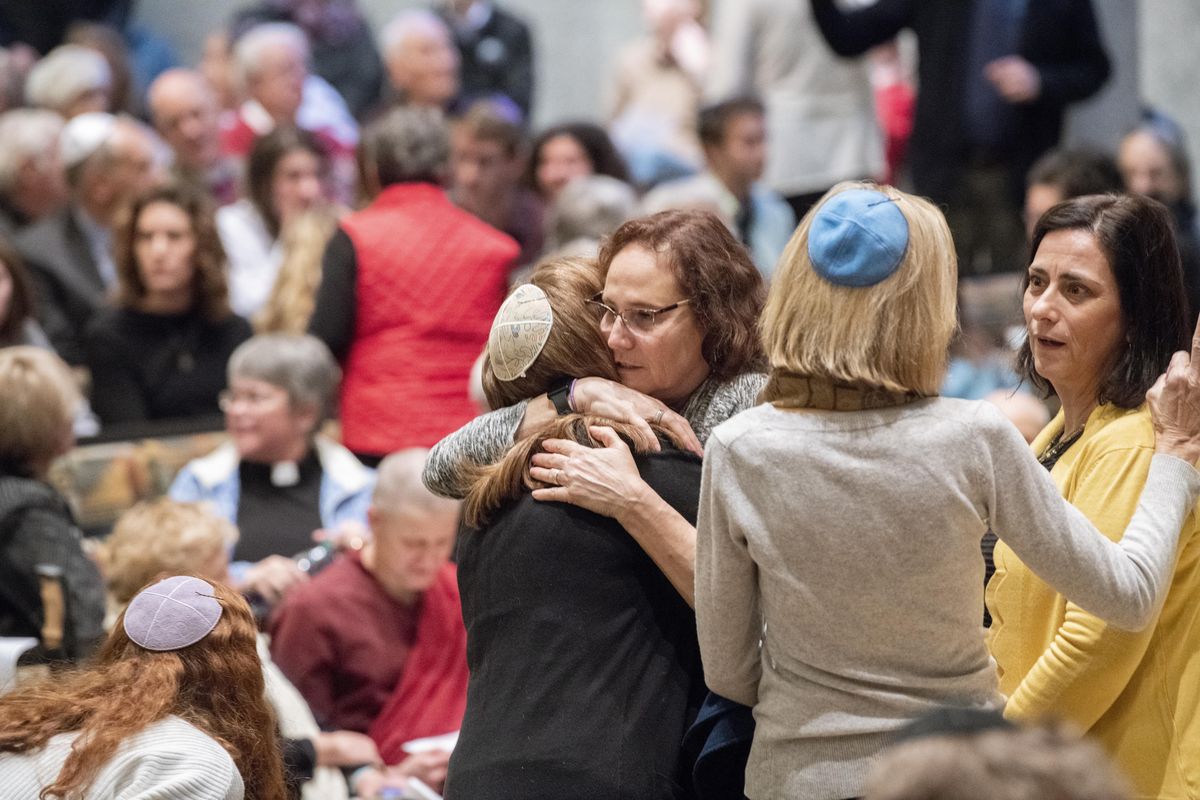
[1037,426,1085,471]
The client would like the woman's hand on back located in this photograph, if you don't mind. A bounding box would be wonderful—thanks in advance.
[1148,315,1200,465]
[530,426,654,521]
[571,377,703,456]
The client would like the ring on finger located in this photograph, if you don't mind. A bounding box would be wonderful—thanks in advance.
[553,468,563,485]
[652,409,665,426]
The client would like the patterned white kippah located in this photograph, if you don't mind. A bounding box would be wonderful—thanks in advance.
[487,284,554,381]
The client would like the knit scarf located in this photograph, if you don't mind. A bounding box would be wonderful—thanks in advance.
[368,562,469,764]
[762,369,929,410]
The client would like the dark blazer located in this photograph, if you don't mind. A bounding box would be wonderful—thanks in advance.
[810,0,1110,205]
[441,5,534,117]
[14,206,107,365]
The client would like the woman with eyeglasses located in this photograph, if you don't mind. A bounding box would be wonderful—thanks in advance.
[425,208,766,603]
[446,256,707,799]
[170,333,374,610]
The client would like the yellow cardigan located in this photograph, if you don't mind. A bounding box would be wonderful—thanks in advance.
[986,403,1200,799]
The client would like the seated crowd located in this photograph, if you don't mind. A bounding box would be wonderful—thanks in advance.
[1,2,1200,800]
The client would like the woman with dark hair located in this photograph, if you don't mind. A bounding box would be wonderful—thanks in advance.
[85,182,252,426]
[425,208,766,604]
[527,121,631,202]
[987,193,1200,797]
[0,576,288,799]
[445,256,706,799]
[216,126,332,318]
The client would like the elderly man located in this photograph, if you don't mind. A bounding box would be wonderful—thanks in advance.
[23,44,111,119]
[170,333,374,606]
[308,107,517,460]
[643,96,795,278]
[220,22,355,160]
[147,68,239,205]
[269,449,464,791]
[0,109,68,236]
[450,100,542,268]
[15,112,159,364]
[378,9,461,111]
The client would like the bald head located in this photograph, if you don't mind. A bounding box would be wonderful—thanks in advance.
[147,69,221,173]
[366,449,460,600]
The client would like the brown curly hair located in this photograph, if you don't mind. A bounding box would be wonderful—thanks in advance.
[0,579,287,800]
[597,209,766,381]
[113,181,232,321]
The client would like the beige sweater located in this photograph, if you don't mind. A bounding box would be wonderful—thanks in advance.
[696,398,1199,800]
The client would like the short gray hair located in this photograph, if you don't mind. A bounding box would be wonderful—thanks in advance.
[233,22,309,91]
[545,175,639,254]
[227,333,340,420]
[378,9,450,60]
[24,44,111,114]
[373,448,461,517]
[359,106,450,189]
[0,109,64,194]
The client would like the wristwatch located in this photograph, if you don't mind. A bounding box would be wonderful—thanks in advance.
[548,380,573,415]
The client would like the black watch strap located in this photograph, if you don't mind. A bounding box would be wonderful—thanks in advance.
[548,381,572,415]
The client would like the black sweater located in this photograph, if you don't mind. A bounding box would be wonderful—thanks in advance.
[447,449,704,800]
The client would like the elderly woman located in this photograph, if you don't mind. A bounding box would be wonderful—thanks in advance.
[85,181,253,427]
[986,194,1200,797]
[447,257,705,799]
[0,576,287,800]
[0,347,104,661]
[425,208,766,603]
[695,182,1200,800]
[170,333,374,605]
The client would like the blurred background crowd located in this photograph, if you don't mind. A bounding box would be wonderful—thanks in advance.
[1,1,1199,798]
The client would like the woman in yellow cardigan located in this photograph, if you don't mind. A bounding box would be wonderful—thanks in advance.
[987,193,1200,799]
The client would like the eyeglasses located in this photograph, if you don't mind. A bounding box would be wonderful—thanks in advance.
[218,389,284,412]
[586,294,691,336]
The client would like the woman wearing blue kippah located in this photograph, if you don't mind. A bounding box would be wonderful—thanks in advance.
[694,181,1200,800]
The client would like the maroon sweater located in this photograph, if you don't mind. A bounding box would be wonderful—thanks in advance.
[268,552,418,732]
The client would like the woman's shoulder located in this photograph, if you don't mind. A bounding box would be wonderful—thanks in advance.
[1077,403,1154,459]
[104,716,243,798]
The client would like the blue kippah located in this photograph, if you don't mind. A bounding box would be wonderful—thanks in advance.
[807,189,909,288]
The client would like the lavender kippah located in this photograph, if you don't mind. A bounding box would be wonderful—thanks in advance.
[123,575,223,652]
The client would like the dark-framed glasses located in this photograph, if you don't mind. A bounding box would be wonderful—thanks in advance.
[586,294,692,336]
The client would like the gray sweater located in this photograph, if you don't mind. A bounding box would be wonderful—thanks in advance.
[696,398,1200,800]
[423,372,767,498]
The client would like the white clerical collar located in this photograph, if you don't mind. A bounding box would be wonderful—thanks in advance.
[270,461,300,487]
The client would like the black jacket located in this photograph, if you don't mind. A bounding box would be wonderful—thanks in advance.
[0,475,105,661]
[440,5,535,117]
[14,206,107,366]
[811,0,1110,205]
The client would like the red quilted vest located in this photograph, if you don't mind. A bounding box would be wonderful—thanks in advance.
[339,183,517,454]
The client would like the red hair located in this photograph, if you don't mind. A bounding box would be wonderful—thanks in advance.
[0,580,287,800]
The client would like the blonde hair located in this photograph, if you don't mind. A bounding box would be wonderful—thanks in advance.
[255,208,339,334]
[0,347,80,477]
[761,182,958,396]
[100,499,238,607]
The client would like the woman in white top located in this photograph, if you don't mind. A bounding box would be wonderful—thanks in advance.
[216,126,332,318]
[0,576,287,800]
